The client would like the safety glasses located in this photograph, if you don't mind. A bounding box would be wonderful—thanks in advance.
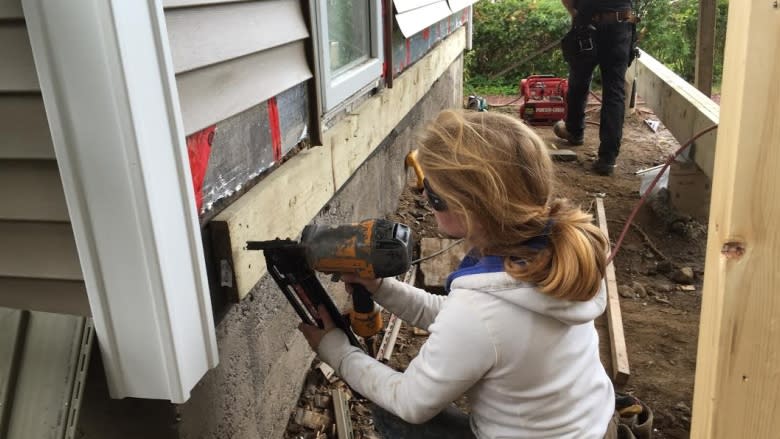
[423,178,448,212]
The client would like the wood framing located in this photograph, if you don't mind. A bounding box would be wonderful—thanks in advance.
[23,0,217,402]
[211,27,466,301]
[690,2,780,437]
[596,198,630,385]
[635,49,719,178]
[694,0,717,96]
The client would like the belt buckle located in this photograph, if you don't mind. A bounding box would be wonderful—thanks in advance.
[617,11,628,22]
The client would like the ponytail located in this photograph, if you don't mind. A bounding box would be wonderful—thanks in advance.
[505,199,608,301]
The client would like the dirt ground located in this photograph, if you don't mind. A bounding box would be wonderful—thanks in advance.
[284,99,706,439]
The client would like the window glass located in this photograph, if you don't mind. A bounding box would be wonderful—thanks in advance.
[327,0,370,75]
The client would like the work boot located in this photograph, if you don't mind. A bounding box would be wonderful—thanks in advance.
[616,393,653,439]
[553,120,584,146]
[592,159,615,176]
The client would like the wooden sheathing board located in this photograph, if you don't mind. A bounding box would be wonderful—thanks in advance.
[0,309,93,439]
[210,27,466,301]
[419,238,468,290]
[690,1,780,437]
[634,49,719,178]
[595,198,630,386]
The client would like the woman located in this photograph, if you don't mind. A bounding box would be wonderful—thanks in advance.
[299,110,615,438]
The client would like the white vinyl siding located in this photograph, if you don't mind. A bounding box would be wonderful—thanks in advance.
[164,0,313,135]
[393,0,477,37]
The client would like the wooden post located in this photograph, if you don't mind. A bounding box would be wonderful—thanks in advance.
[694,0,717,96]
[690,2,780,438]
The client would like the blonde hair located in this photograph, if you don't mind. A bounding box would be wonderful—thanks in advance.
[417,110,608,301]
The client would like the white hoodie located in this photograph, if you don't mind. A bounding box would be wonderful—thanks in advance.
[317,265,614,439]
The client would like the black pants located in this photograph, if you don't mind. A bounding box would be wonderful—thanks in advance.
[565,22,633,165]
[371,404,476,439]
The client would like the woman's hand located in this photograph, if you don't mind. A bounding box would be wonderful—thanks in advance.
[340,273,383,294]
[298,304,336,350]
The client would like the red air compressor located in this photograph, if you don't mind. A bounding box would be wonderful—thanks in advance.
[518,75,568,125]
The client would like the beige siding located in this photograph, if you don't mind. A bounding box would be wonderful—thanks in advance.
[0,18,88,315]
[0,222,82,281]
[164,0,313,134]
[0,0,23,19]
[0,95,56,160]
[0,161,68,222]
[0,23,39,92]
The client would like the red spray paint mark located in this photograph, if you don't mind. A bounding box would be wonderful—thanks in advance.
[268,97,282,162]
[381,61,386,78]
[405,39,411,66]
[186,125,215,213]
[422,28,430,40]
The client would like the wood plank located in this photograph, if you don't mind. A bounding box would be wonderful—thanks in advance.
[5,312,85,439]
[0,278,90,316]
[0,95,55,160]
[0,23,39,92]
[635,49,719,178]
[0,161,68,222]
[419,238,468,289]
[0,308,27,437]
[694,0,717,96]
[595,198,630,385]
[165,0,308,74]
[0,222,82,281]
[0,0,23,19]
[213,29,466,300]
[176,41,312,135]
[331,388,353,439]
[690,2,780,437]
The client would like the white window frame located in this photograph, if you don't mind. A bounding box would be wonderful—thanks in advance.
[22,0,218,403]
[313,0,384,111]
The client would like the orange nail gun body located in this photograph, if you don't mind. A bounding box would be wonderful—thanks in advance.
[247,219,413,351]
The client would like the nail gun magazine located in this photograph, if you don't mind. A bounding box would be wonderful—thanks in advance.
[246,219,413,352]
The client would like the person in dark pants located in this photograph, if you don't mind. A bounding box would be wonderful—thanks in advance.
[554,0,638,176]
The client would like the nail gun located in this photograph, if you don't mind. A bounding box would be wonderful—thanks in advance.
[247,219,413,353]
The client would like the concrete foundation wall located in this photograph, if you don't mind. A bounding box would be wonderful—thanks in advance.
[76,54,462,439]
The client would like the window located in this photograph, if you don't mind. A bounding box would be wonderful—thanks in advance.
[314,0,383,111]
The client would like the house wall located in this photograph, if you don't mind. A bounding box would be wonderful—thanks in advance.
[76,50,464,439]
[0,4,90,316]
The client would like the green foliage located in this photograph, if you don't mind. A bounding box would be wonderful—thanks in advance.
[465,0,729,94]
[636,0,729,84]
[465,0,570,95]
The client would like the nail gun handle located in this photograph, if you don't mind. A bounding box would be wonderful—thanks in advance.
[349,283,383,339]
[351,283,375,313]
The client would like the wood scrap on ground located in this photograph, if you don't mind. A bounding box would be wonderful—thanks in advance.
[596,198,631,386]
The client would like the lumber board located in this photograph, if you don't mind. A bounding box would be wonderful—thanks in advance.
[331,388,353,439]
[635,49,719,178]
[690,2,780,438]
[595,198,630,385]
[419,238,468,289]
[694,0,717,96]
[211,28,466,300]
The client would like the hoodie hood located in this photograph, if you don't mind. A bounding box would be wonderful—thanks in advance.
[447,255,607,325]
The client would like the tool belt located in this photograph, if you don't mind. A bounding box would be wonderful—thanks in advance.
[591,9,639,24]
